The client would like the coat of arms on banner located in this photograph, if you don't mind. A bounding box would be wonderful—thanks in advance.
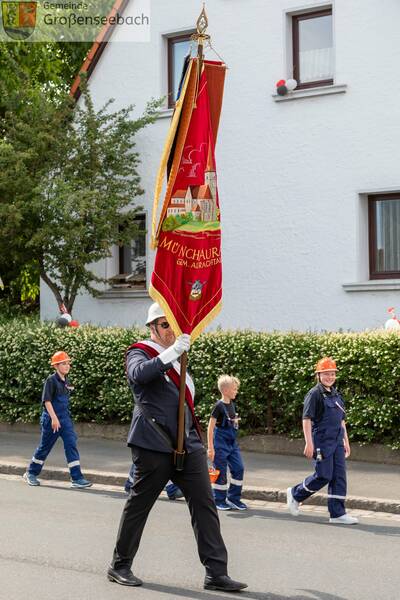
[1,1,37,39]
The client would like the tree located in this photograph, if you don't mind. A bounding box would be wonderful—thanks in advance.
[0,3,131,309]
[0,0,118,99]
[0,82,162,314]
[0,42,91,94]
[0,43,92,307]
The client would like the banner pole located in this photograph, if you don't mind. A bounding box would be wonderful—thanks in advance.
[174,351,187,470]
[174,5,209,471]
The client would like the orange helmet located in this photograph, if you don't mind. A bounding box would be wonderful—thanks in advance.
[208,466,220,484]
[315,357,337,373]
[50,351,71,366]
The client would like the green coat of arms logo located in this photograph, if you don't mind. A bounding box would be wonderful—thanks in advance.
[1,1,37,40]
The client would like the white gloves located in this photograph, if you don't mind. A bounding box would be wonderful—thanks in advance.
[158,334,191,365]
[173,334,191,355]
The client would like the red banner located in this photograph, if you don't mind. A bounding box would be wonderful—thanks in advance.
[150,59,226,340]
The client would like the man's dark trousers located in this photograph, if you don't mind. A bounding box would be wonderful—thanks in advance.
[112,446,228,577]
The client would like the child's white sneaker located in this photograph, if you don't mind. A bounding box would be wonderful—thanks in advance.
[329,514,358,525]
[286,487,299,516]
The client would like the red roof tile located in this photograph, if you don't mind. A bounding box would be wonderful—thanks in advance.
[172,189,187,199]
[192,185,212,200]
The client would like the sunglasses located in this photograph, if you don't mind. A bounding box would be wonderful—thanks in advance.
[157,321,170,329]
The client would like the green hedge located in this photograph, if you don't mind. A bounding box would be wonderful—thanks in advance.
[0,322,399,449]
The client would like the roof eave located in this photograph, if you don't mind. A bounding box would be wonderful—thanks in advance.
[70,0,129,101]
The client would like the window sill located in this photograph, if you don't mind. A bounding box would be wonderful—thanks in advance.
[157,107,174,119]
[343,280,400,292]
[272,83,347,102]
[99,288,150,300]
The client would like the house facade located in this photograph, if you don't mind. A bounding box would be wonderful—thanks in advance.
[40,0,400,332]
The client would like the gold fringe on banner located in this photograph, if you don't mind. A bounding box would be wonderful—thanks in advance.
[148,283,183,336]
[149,283,222,342]
[190,300,222,341]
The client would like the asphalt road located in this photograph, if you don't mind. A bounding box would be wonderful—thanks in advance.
[1,474,399,600]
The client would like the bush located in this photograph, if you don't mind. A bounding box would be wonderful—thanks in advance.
[0,323,399,449]
[0,299,39,324]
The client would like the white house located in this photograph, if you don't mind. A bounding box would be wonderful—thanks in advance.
[167,189,188,217]
[40,0,400,332]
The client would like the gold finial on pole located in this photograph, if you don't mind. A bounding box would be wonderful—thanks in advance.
[191,3,210,63]
[191,3,210,101]
[196,3,209,36]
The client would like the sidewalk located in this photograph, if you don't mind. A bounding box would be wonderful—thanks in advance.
[1,431,399,514]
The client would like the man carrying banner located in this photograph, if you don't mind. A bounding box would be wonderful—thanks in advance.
[107,7,245,591]
[107,302,247,592]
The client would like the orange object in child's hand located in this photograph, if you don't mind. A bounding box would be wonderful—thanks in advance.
[208,467,220,484]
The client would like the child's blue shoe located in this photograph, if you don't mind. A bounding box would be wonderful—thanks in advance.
[168,489,184,500]
[165,481,183,500]
[71,478,92,488]
[226,498,247,511]
[215,501,231,511]
[23,472,40,486]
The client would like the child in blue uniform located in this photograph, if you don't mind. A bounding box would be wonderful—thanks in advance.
[23,351,92,489]
[287,357,358,524]
[207,375,247,511]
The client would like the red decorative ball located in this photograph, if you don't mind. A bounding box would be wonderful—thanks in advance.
[69,320,80,328]
[276,79,286,87]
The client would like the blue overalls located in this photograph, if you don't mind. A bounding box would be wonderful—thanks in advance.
[27,373,84,481]
[213,401,244,504]
[291,388,347,518]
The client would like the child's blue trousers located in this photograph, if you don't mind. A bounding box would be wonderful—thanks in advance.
[27,412,83,480]
[213,429,244,503]
[291,444,347,518]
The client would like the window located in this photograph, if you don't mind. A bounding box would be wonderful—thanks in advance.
[167,33,195,107]
[111,214,146,289]
[369,194,400,279]
[292,8,333,89]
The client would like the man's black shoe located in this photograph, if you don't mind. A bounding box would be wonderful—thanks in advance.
[107,566,143,586]
[204,574,248,592]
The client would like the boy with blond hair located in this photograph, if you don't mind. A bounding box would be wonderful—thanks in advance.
[207,375,247,510]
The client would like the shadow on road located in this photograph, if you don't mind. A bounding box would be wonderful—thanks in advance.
[299,592,349,600]
[226,509,400,537]
[38,481,400,538]
[144,581,348,600]
[39,481,128,500]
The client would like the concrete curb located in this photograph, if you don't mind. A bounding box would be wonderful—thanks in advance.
[3,462,399,515]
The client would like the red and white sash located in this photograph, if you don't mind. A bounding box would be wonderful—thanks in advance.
[126,340,201,437]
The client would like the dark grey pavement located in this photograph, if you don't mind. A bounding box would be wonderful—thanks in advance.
[1,431,399,513]
[1,475,400,600]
